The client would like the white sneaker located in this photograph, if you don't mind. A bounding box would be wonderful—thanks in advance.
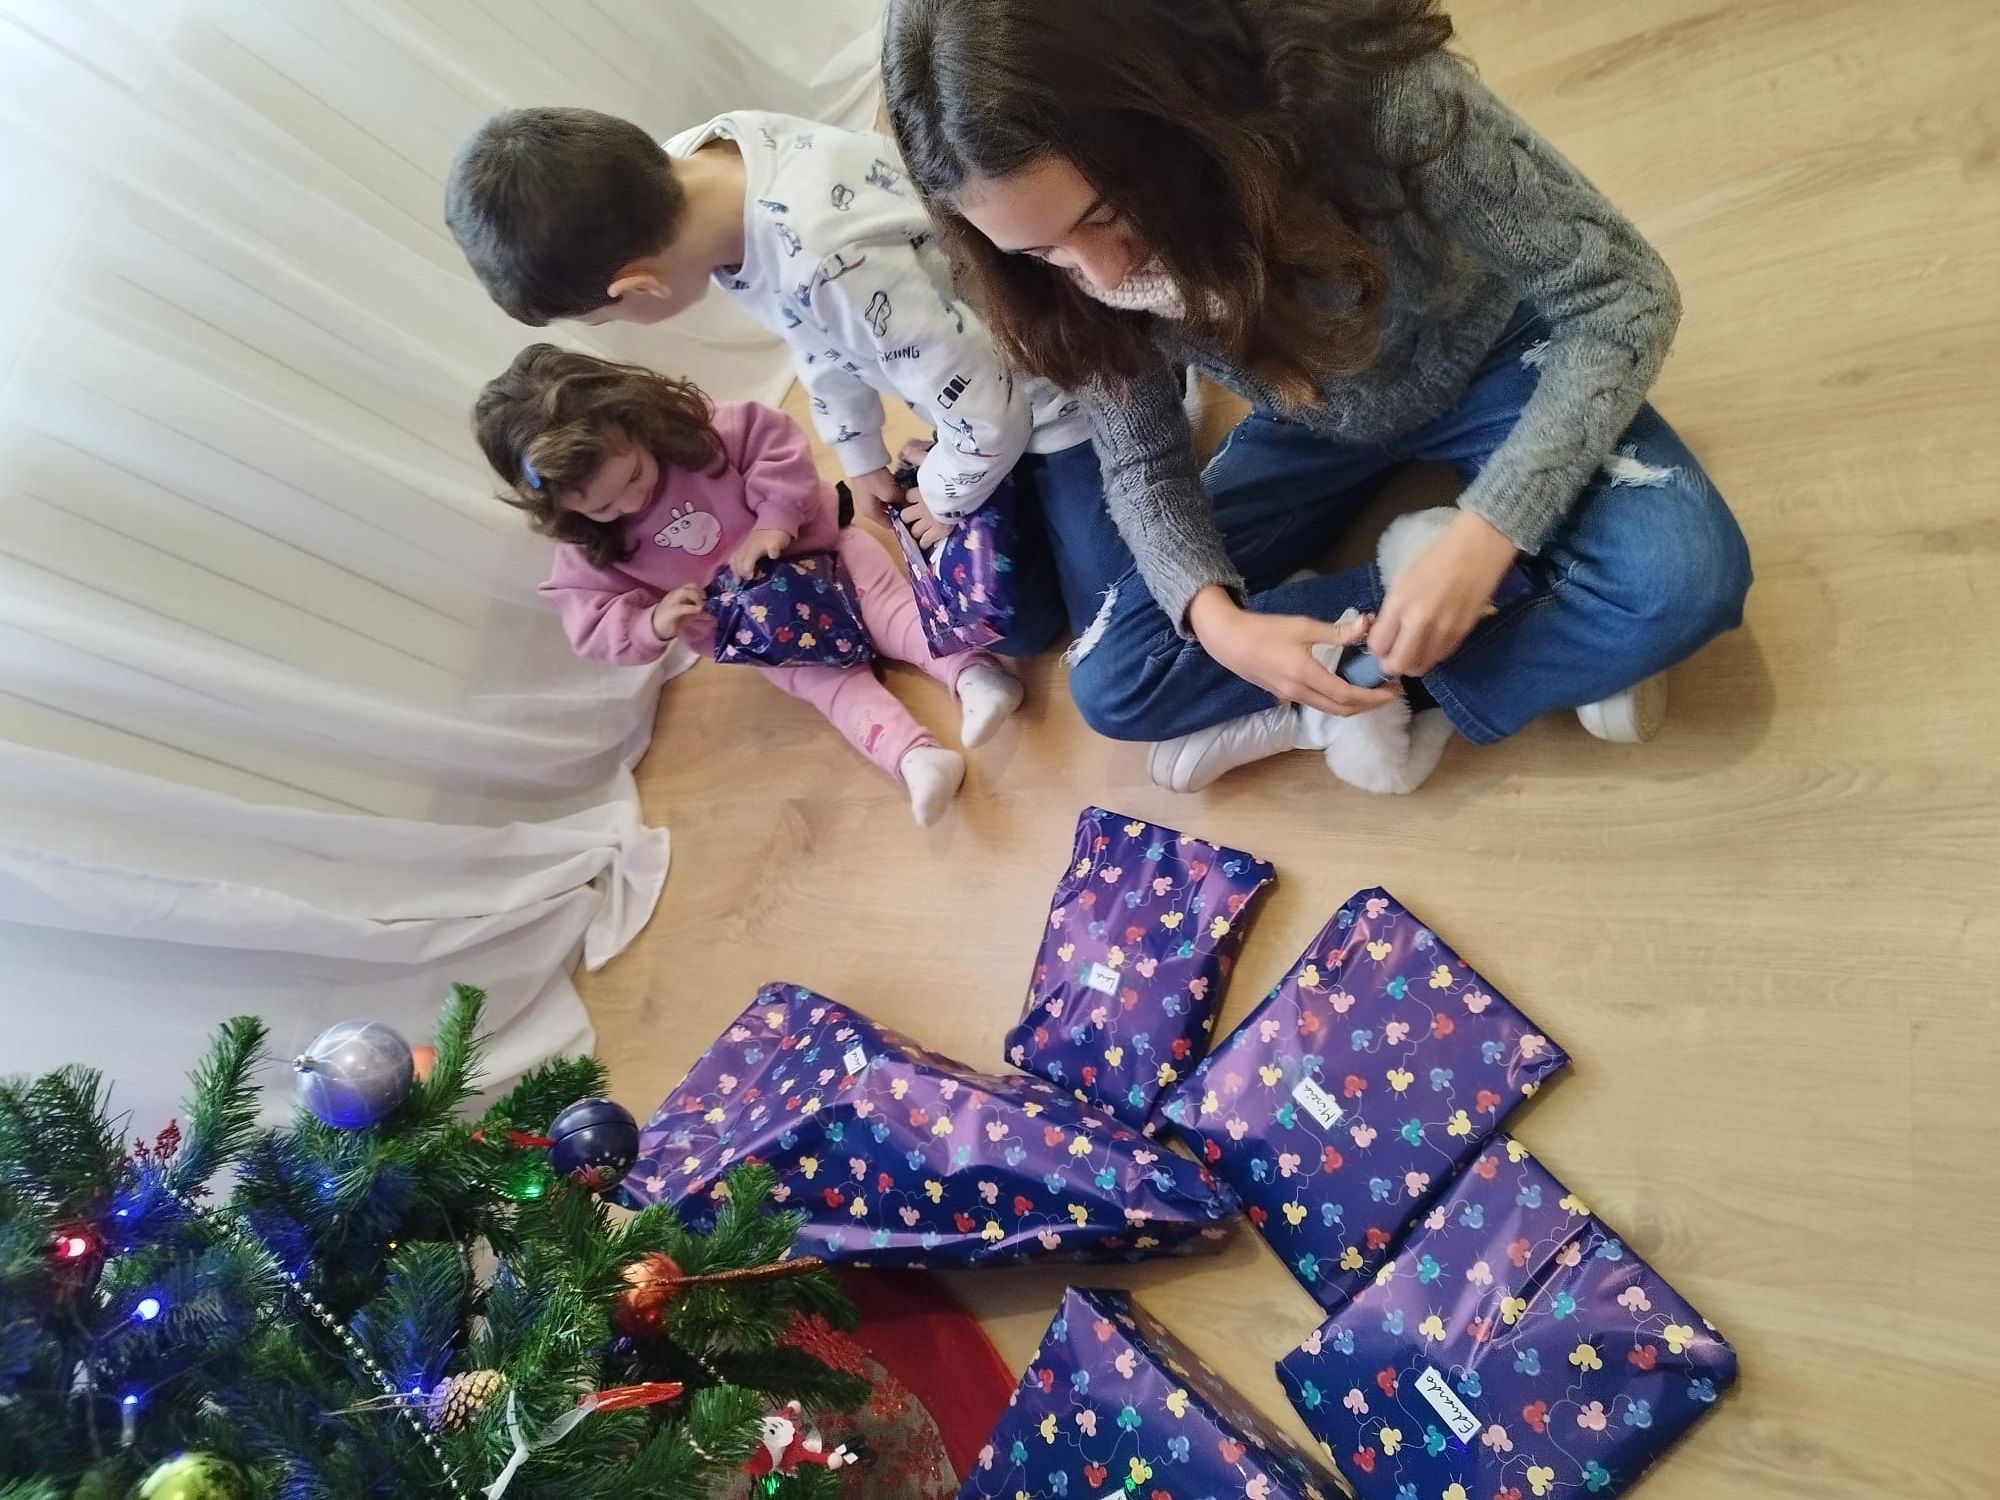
[900,746,965,826]
[1576,673,1669,743]
[956,662,1024,748]
[1147,704,1300,793]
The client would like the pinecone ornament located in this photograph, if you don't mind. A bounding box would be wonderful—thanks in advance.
[428,1369,507,1431]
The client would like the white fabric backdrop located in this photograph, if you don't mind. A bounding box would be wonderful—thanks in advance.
[0,0,884,1126]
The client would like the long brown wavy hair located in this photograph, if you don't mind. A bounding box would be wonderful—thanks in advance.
[883,0,1459,407]
[472,344,724,568]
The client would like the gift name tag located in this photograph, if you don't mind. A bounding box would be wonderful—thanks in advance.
[1083,961,1122,996]
[1292,1075,1345,1129]
[843,1045,869,1075]
[1414,1364,1480,1442]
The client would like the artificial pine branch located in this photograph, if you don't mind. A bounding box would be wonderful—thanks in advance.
[703,1346,870,1413]
[483,1057,608,1135]
[405,985,485,1127]
[0,1067,123,1205]
[349,1242,469,1393]
[166,1015,268,1195]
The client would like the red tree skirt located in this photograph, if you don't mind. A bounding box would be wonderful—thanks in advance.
[837,1270,1013,1479]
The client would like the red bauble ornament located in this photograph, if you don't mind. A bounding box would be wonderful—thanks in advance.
[611,1253,684,1337]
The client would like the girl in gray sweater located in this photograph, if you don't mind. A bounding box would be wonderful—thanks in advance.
[884,0,1750,791]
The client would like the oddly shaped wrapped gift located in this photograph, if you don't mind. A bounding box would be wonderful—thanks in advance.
[623,985,1239,1267]
[1160,887,1568,1309]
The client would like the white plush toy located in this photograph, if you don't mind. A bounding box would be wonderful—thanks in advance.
[1147,505,1467,795]
[1310,505,1462,795]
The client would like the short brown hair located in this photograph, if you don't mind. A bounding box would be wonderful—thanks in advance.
[472,344,724,568]
[446,107,685,326]
[883,0,1458,407]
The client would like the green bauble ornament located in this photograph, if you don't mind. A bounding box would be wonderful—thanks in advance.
[134,1453,250,1500]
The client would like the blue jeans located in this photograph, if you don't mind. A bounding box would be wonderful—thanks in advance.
[990,440,1127,657]
[1064,313,1753,744]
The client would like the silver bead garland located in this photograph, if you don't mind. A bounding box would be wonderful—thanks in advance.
[165,1186,471,1500]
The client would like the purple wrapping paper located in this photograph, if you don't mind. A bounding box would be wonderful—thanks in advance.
[622,985,1239,1268]
[1276,1140,1736,1500]
[705,551,873,667]
[1008,808,1277,1130]
[1159,888,1569,1310]
[961,1287,1341,1500]
[889,468,1019,657]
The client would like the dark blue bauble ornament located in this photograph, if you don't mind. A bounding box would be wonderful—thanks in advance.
[547,1097,639,1193]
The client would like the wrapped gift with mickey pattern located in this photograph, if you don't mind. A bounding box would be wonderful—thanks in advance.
[705,552,873,667]
[1160,888,1569,1310]
[1276,1139,1736,1500]
[960,1287,1342,1500]
[889,466,1019,657]
[1008,807,1277,1130]
[622,985,1239,1268]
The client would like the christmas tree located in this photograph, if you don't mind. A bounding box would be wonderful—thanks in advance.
[0,987,869,1499]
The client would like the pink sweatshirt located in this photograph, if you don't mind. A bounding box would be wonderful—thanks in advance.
[539,400,842,665]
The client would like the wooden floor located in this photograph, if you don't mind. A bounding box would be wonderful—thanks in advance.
[581,2,2000,1495]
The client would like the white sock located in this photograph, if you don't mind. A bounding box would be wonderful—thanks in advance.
[900,746,965,827]
[955,663,1024,749]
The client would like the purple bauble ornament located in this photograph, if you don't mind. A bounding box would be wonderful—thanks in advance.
[547,1097,639,1192]
[294,1021,414,1129]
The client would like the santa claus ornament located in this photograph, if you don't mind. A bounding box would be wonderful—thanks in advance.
[744,1402,858,1484]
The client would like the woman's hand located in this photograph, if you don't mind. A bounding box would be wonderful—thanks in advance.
[846,467,905,524]
[727,527,794,579]
[1188,588,1400,716]
[649,584,707,643]
[1371,510,1519,678]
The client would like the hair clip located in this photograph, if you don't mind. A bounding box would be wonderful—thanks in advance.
[521,456,543,491]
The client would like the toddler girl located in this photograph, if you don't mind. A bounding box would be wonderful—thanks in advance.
[474,344,1023,824]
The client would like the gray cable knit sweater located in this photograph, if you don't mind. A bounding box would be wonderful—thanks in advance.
[1085,53,1681,631]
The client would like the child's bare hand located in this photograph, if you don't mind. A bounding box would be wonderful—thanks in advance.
[846,468,905,523]
[650,584,706,642]
[900,493,955,551]
[727,527,793,579]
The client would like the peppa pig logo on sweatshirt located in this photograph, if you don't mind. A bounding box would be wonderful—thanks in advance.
[656,504,721,556]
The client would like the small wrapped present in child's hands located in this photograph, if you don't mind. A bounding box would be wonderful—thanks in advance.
[887,441,1017,657]
[1160,887,1569,1309]
[623,985,1239,1268]
[960,1286,1342,1500]
[705,551,873,667]
[1276,1139,1737,1500]
[1008,807,1276,1129]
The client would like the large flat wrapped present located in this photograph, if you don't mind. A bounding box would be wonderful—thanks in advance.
[960,1287,1342,1500]
[1008,807,1276,1130]
[1160,888,1568,1309]
[623,986,1239,1267]
[1277,1140,1736,1500]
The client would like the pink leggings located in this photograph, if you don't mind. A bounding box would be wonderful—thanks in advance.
[759,528,991,780]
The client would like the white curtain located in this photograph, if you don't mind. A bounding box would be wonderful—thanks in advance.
[0,0,884,1125]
